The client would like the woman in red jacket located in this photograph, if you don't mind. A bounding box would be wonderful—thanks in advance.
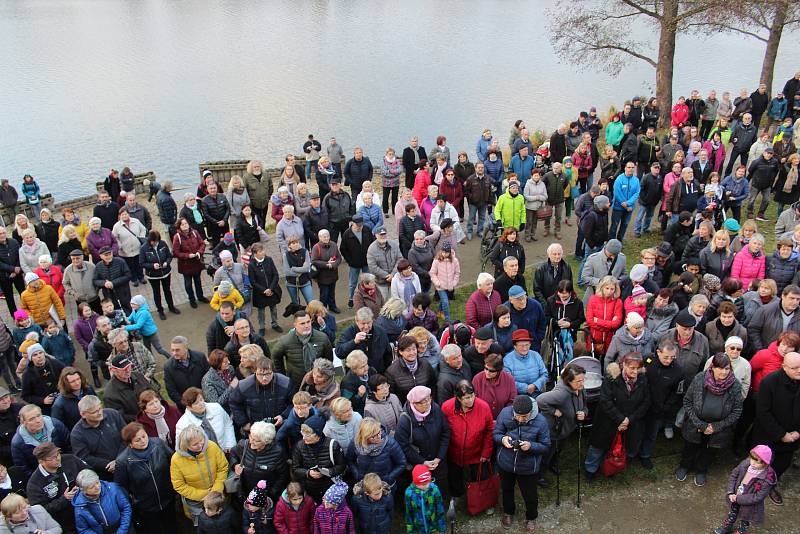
[671,96,690,128]
[472,353,517,419]
[572,142,594,194]
[585,275,623,357]
[172,216,208,308]
[438,168,465,219]
[441,380,495,506]
[750,331,800,393]
[135,388,181,448]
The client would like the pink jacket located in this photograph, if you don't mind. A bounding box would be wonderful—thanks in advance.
[671,103,689,127]
[662,172,680,211]
[430,257,461,291]
[730,246,765,290]
[702,141,726,174]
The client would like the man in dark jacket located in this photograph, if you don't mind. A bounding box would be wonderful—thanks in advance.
[164,336,210,409]
[725,113,758,176]
[0,179,18,214]
[21,346,64,415]
[302,192,329,250]
[229,356,293,432]
[690,150,713,185]
[343,147,373,199]
[749,84,770,126]
[635,162,662,238]
[336,307,393,373]
[205,302,247,353]
[0,227,24,316]
[92,247,132,314]
[322,179,354,244]
[103,355,153,422]
[663,211,694,261]
[494,256,528,303]
[746,147,780,220]
[747,285,800,353]
[340,216,374,308]
[533,244,573,305]
[505,286,547,353]
[70,396,126,480]
[11,404,71,480]
[436,345,472,404]
[573,185,600,260]
[686,90,706,127]
[463,328,504,376]
[464,162,493,240]
[751,351,800,505]
[92,190,120,231]
[580,194,610,256]
[200,181,230,247]
[398,204,425,258]
[0,391,21,466]
[640,338,683,469]
[549,125,569,165]
[402,137,428,190]
[636,127,660,179]
[27,443,87,531]
[155,181,178,239]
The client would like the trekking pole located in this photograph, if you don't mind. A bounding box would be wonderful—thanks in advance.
[555,434,561,506]
[576,422,583,508]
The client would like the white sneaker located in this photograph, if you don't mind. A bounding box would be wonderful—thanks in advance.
[664,427,674,439]
[486,507,495,516]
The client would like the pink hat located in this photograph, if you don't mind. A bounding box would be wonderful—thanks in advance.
[751,444,772,465]
[631,285,648,298]
[13,310,29,321]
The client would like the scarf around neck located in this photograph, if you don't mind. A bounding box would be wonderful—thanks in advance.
[145,403,172,445]
[704,367,735,395]
[296,330,316,371]
[409,403,431,422]
[784,164,798,193]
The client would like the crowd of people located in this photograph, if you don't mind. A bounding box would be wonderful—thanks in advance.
[0,73,798,534]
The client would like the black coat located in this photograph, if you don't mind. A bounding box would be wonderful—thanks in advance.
[70,409,127,475]
[228,373,293,428]
[249,256,282,308]
[164,351,210,407]
[231,438,290,502]
[399,216,425,258]
[544,293,585,342]
[580,208,609,249]
[36,220,60,254]
[340,225,374,268]
[644,356,683,418]
[234,214,263,250]
[291,437,346,500]
[0,403,22,466]
[179,205,205,234]
[639,172,663,208]
[488,240,526,276]
[92,257,132,304]
[26,453,88,529]
[494,273,527,303]
[139,240,172,279]
[384,357,437,406]
[21,357,65,412]
[336,324,393,374]
[0,237,21,282]
[752,369,800,453]
[200,193,230,225]
[303,207,329,249]
[589,372,651,451]
[748,156,781,190]
[402,146,428,189]
[395,403,450,466]
[344,157,374,191]
[691,160,713,184]
[93,201,120,230]
[114,439,175,512]
[533,260,573,304]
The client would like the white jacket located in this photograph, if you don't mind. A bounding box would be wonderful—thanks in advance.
[112,218,146,258]
[175,401,237,451]
[523,178,548,210]
[429,203,465,242]
[390,272,422,312]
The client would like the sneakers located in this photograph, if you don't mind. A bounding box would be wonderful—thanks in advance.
[769,488,783,505]
[501,514,513,529]
[272,323,284,333]
[675,467,688,481]
[756,215,769,222]
[169,307,181,315]
[640,457,653,470]
[694,472,707,487]
[664,427,674,439]
[526,520,537,533]
[157,310,167,320]
[347,299,354,309]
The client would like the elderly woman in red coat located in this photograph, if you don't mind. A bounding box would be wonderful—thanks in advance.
[439,167,465,219]
[135,388,181,448]
[172,216,208,306]
[442,379,495,502]
[585,275,623,356]
[466,272,502,330]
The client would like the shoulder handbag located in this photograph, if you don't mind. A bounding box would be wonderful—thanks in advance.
[466,462,500,516]
[399,412,421,470]
[121,222,146,245]
[223,268,252,303]
[600,430,627,477]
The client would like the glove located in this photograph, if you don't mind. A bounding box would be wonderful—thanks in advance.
[519,223,526,231]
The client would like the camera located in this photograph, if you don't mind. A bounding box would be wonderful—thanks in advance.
[510,439,521,450]
[263,417,275,425]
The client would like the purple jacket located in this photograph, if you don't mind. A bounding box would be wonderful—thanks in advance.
[404,309,439,334]
[725,459,776,524]
[86,228,118,262]
[312,503,356,534]
[420,198,436,232]
[73,314,98,354]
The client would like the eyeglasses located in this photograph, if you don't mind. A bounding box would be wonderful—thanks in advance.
[255,370,273,377]
[727,346,743,352]
[412,398,432,406]
[484,367,498,373]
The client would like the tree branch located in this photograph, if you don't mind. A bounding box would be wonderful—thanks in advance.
[687,22,768,42]
[618,0,660,19]
[586,43,657,67]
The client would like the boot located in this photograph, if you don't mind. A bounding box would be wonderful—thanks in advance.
[169,306,182,315]
[734,520,750,534]
[90,367,102,389]
[713,508,738,534]
[543,228,550,237]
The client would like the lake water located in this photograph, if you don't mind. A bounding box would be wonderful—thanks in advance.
[2,0,799,200]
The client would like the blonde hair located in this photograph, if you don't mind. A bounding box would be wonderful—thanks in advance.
[318,156,331,167]
[58,224,78,245]
[330,397,352,416]
[345,350,368,370]
[379,298,405,319]
[759,278,778,296]
[0,493,27,517]
[354,417,381,448]
[741,219,758,234]
[228,175,244,189]
[292,391,312,405]
[408,326,430,344]
[362,473,384,494]
[286,482,305,499]
[596,276,620,299]
[305,300,327,319]
[21,228,36,240]
[709,230,730,252]
[178,424,206,452]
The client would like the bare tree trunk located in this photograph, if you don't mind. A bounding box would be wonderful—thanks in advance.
[656,0,679,129]
[760,0,787,91]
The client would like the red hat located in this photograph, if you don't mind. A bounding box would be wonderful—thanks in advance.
[511,329,533,344]
[412,464,431,487]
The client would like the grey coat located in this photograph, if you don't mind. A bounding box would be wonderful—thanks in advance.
[605,327,654,366]
[63,261,99,302]
[682,372,742,448]
[366,240,402,286]
[657,328,710,385]
[0,504,62,534]
[704,318,747,355]
[747,298,800,353]
[645,299,679,338]
[536,380,588,441]
[580,250,627,303]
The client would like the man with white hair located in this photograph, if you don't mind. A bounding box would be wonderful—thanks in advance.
[366,226,401,299]
[605,312,654,366]
[549,124,569,165]
[11,404,70,480]
[494,256,528,303]
[311,229,342,314]
[436,344,472,404]
[336,307,392,373]
[276,204,305,257]
[70,396,126,480]
[533,243,573,305]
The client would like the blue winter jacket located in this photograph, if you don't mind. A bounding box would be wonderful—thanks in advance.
[503,350,548,396]
[275,406,318,448]
[346,428,406,485]
[312,313,337,343]
[11,415,71,479]
[612,173,641,211]
[508,155,535,189]
[351,481,394,532]
[357,203,384,232]
[73,480,133,534]
[484,158,505,187]
[476,136,492,162]
[721,174,750,205]
[125,301,158,337]
[767,97,788,120]
[42,329,76,365]
[493,404,550,475]
[504,297,547,352]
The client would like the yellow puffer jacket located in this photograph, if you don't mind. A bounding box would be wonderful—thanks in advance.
[170,439,228,516]
[21,283,65,326]
[59,221,90,253]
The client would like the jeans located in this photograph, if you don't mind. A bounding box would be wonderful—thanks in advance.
[499,469,539,520]
[142,332,171,359]
[746,186,771,217]
[466,203,488,237]
[348,266,368,300]
[305,160,316,182]
[182,273,205,302]
[640,416,667,459]
[318,282,337,309]
[609,208,633,241]
[437,289,451,323]
[633,203,656,235]
[584,445,605,474]
[255,304,279,331]
[574,225,585,258]
[148,278,174,312]
[287,282,314,305]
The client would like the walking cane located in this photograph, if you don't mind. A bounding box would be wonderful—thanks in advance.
[555,434,561,506]
[576,422,583,508]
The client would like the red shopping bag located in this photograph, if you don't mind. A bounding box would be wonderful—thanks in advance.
[600,431,627,477]
[466,462,500,515]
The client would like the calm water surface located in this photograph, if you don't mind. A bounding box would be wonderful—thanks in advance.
[1,0,798,198]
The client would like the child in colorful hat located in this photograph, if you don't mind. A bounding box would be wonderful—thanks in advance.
[404,465,445,534]
[714,445,777,534]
